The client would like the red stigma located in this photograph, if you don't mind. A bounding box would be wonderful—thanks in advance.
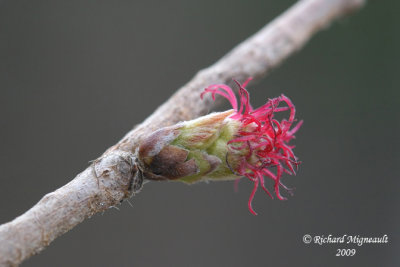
[202,78,302,215]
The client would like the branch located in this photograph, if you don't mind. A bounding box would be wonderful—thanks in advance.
[0,0,365,265]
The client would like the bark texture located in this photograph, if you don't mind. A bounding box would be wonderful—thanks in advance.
[0,0,365,265]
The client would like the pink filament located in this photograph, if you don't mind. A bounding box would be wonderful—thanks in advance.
[202,78,302,215]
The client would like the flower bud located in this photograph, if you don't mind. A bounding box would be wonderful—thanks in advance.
[137,110,238,181]
[136,78,302,215]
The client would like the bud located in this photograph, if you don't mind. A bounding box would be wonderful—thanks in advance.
[136,78,302,215]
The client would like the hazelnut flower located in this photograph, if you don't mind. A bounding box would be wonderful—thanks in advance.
[137,78,302,215]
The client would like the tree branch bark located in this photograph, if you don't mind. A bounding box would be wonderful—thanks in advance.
[0,0,365,265]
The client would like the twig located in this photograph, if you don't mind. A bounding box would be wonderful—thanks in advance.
[0,0,365,265]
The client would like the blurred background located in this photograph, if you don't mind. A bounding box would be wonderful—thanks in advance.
[0,0,398,266]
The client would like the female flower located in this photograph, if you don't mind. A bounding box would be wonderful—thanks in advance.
[137,78,302,215]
